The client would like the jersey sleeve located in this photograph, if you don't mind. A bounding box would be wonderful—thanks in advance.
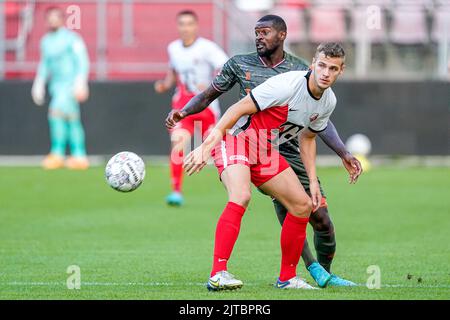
[167,43,175,69]
[308,96,336,133]
[211,58,237,93]
[249,74,292,111]
[72,34,90,81]
[36,38,50,82]
[206,41,228,70]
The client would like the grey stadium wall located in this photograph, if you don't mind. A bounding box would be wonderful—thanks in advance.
[0,81,448,156]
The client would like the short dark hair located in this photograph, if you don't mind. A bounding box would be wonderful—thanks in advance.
[315,42,346,59]
[257,14,287,32]
[177,10,198,21]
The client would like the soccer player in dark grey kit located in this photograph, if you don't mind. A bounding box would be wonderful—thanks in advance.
[166,15,362,287]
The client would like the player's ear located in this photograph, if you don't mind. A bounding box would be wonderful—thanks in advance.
[279,31,287,41]
[339,63,346,75]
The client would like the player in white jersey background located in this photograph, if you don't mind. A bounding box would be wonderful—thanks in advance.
[154,10,228,206]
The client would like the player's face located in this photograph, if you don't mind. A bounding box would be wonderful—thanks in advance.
[254,22,285,57]
[46,10,64,31]
[177,14,198,42]
[311,53,345,90]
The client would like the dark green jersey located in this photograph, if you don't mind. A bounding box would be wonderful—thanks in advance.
[212,51,309,99]
[211,51,309,153]
[211,52,323,194]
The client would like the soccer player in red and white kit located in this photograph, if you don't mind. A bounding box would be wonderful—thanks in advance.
[184,43,346,290]
[154,10,228,206]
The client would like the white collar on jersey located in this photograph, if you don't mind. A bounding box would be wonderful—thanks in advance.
[258,53,286,68]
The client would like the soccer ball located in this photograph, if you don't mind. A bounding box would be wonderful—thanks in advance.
[345,134,372,172]
[105,152,146,192]
[346,134,372,156]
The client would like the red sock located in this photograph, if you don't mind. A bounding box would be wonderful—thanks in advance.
[211,202,246,276]
[279,213,309,282]
[170,150,183,192]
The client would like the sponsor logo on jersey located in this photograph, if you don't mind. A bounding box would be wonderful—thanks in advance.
[309,113,319,122]
[229,155,249,162]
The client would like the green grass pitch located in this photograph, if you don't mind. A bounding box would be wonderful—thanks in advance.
[0,165,449,299]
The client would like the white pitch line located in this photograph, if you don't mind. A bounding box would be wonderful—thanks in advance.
[3,282,450,289]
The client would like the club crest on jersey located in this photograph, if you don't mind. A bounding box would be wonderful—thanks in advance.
[309,113,319,122]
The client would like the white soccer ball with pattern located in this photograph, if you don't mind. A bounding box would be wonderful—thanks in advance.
[105,152,145,192]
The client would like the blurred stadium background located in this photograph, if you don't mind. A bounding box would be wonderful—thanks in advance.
[0,0,449,300]
[0,0,448,164]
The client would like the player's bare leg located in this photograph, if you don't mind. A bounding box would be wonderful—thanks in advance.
[207,164,250,291]
[167,128,191,206]
[220,164,252,208]
[259,168,317,289]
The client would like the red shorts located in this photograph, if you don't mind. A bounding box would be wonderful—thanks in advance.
[211,133,291,187]
[171,93,216,137]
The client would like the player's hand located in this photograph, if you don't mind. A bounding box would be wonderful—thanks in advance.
[183,145,211,176]
[309,179,322,212]
[342,152,363,184]
[74,82,89,103]
[31,79,45,106]
[165,110,186,129]
[154,80,167,94]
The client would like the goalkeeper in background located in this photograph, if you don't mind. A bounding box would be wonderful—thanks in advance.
[31,6,90,170]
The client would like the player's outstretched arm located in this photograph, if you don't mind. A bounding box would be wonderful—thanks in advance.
[183,95,257,175]
[165,85,223,129]
[154,69,176,94]
[299,129,321,212]
[318,120,362,184]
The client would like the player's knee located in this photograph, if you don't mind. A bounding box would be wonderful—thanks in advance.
[315,218,333,233]
[289,198,312,218]
[312,208,334,232]
[229,189,251,208]
[171,129,190,148]
[171,142,184,154]
[171,137,189,153]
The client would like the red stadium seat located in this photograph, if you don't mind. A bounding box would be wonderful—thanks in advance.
[354,0,393,9]
[350,6,387,43]
[5,1,21,16]
[390,6,428,44]
[395,0,434,8]
[272,6,306,43]
[309,6,346,43]
[277,0,310,8]
[314,0,354,9]
[431,6,450,42]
